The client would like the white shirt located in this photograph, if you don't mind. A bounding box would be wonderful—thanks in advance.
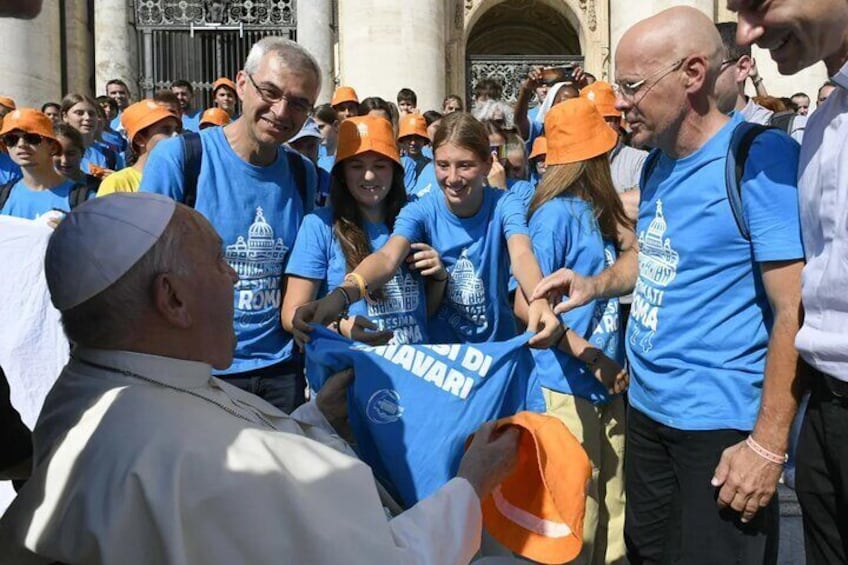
[740,98,774,125]
[795,63,848,380]
[0,350,482,564]
[610,140,649,194]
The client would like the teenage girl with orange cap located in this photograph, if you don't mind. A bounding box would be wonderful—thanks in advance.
[282,115,442,345]
[97,100,181,196]
[291,111,563,350]
[517,97,633,565]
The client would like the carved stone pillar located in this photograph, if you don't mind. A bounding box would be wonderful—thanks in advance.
[94,0,139,100]
[296,0,335,104]
[0,3,62,107]
[64,0,94,96]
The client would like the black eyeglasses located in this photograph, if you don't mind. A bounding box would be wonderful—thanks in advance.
[2,132,44,147]
[246,73,313,115]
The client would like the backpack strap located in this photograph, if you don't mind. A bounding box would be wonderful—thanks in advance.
[285,149,317,213]
[725,121,773,242]
[768,111,796,134]
[413,156,432,183]
[638,148,662,192]
[103,146,118,170]
[180,132,203,208]
[68,181,96,209]
[0,181,14,210]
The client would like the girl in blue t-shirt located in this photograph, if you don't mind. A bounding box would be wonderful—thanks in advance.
[516,98,632,564]
[61,93,123,176]
[282,116,442,346]
[291,111,562,349]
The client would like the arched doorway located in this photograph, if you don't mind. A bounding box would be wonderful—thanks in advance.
[465,0,582,105]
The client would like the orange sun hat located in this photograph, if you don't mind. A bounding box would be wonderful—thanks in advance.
[529,136,547,161]
[0,97,16,111]
[471,411,591,564]
[200,107,231,128]
[0,108,57,143]
[331,86,359,107]
[398,113,429,141]
[211,77,237,94]
[580,81,620,119]
[544,98,618,166]
[333,115,401,169]
[121,99,180,147]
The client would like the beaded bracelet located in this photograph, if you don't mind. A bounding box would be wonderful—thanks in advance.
[745,436,787,465]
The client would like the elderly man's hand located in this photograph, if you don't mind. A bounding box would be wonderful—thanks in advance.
[457,421,520,500]
[315,368,354,441]
[292,290,349,346]
[711,440,783,523]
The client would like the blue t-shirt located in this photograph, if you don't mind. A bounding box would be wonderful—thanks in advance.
[526,105,544,153]
[402,154,434,197]
[181,109,202,133]
[393,187,528,343]
[0,152,21,185]
[317,154,335,173]
[286,207,430,345]
[0,179,82,219]
[140,126,316,374]
[305,325,543,507]
[628,113,804,431]
[407,161,438,202]
[529,196,622,404]
[100,129,128,155]
[315,166,331,207]
[81,143,124,174]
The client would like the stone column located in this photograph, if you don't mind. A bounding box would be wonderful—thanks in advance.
[296,0,335,104]
[64,0,94,96]
[94,0,139,100]
[0,4,62,108]
[338,0,446,112]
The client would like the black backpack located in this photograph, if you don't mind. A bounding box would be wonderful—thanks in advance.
[639,121,776,241]
[0,176,98,211]
[178,131,315,211]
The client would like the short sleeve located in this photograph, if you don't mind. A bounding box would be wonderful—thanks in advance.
[286,212,332,279]
[392,196,429,243]
[529,206,566,277]
[499,190,530,240]
[138,136,187,202]
[742,130,805,262]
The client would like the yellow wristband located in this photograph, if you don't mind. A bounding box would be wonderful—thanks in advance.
[344,272,374,304]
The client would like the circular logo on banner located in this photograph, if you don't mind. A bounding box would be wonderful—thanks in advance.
[367,389,404,424]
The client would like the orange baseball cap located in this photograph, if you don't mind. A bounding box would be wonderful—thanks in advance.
[580,81,619,119]
[471,412,591,565]
[121,99,180,147]
[332,86,359,107]
[334,116,401,169]
[212,77,237,94]
[545,98,617,166]
[398,114,429,141]
[0,97,16,111]
[529,136,547,160]
[200,107,231,128]
[0,108,57,144]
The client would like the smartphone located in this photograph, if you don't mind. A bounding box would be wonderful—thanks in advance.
[540,65,575,85]
[490,145,506,160]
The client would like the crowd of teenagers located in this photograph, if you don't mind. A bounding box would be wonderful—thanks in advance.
[1,2,847,565]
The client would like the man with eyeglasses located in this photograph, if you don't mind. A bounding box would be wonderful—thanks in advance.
[730,1,848,563]
[140,37,319,413]
[532,7,804,564]
[0,108,94,221]
[715,22,775,124]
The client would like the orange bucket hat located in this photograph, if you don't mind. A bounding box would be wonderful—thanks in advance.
[332,86,359,107]
[121,99,180,147]
[529,136,547,161]
[0,97,16,111]
[212,77,237,94]
[333,116,401,169]
[545,98,618,166]
[580,81,619,119]
[470,411,591,564]
[200,107,231,128]
[398,114,429,141]
[0,108,57,143]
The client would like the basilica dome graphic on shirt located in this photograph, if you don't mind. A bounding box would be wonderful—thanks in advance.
[368,269,420,316]
[225,207,288,284]
[637,200,679,287]
[447,249,486,310]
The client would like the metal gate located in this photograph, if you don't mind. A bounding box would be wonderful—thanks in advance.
[466,55,585,108]
[134,0,297,108]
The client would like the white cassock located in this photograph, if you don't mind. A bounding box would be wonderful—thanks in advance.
[0,349,482,564]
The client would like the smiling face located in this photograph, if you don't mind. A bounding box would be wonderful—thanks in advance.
[54,134,83,177]
[729,0,848,75]
[171,86,193,112]
[64,101,98,135]
[434,142,490,215]
[214,86,237,115]
[106,83,130,110]
[341,151,395,211]
[236,52,319,148]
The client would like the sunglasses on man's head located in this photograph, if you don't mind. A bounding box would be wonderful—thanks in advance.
[2,132,45,147]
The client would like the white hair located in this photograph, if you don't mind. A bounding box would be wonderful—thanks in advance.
[244,37,322,95]
[471,99,515,129]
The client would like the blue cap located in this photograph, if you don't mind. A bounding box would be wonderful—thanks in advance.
[288,117,321,143]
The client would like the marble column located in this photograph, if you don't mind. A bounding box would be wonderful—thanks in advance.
[0,3,62,108]
[296,0,335,105]
[94,0,139,100]
[338,0,446,112]
[64,0,94,96]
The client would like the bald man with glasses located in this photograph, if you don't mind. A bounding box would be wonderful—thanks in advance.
[532,7,805,564]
